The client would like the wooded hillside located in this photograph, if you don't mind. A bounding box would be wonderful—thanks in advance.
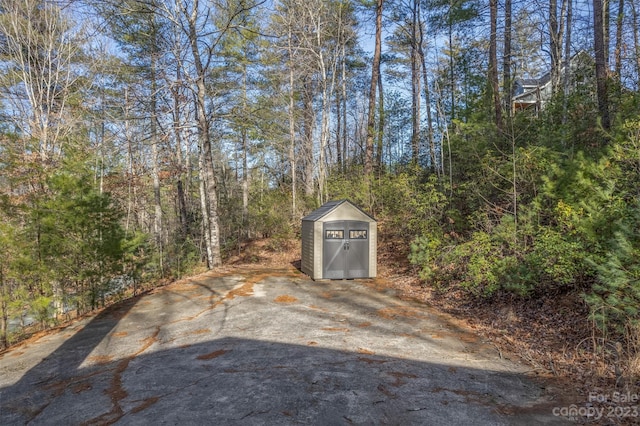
[1,0,639,388]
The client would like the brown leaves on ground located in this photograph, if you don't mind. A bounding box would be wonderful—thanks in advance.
[225,238,301,269]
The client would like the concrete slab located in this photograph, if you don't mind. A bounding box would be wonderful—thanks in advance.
[0,267,570,425]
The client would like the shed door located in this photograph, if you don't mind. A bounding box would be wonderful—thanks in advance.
[323,221,369,279]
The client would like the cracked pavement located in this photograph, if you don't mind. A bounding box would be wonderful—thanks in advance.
[0,267,570,425]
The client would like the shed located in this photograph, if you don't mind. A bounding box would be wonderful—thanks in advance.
[301,200,377,280]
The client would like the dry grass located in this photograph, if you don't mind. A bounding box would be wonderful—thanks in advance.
[623,324,640,384]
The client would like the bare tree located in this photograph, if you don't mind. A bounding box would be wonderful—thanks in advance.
[0,0,80,162]
[633,0,640,88]
[169,62,191,238]
[417,7,437,175]
[562,0,572,125]
[0,0,85,318]
[273,0,316,198]
[182,0,221,267]
[594,0,611,132]
[272,0,355,204]
[365,0,383,177]
[410,0,421,163]
[614,0,624,83]
[503,0,513,121]
[162,0,260,267]
[489,0,503,131]
[549,0,560,87]
[284,10,299,215]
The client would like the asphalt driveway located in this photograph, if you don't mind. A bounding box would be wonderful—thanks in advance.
[0,267,569,425]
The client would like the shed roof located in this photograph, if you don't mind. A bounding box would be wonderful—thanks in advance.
[302,199,375,222]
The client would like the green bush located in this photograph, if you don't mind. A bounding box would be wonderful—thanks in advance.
[456,231,502,296]
[586,212,640,333]
[326,167,371,210]
[410,210,589,298]
[248,188,294,239]
[375,167,447,237]
[31,296,53,328]
[528,229,584,287]
[327,165,447,240]
[410,227,511,297]
[409,233,444,283]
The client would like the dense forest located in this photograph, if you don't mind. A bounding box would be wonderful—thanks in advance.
[0,0,639,380]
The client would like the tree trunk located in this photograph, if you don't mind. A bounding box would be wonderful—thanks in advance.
[187,1,222,268]
[287,24,297,217]
[604,0,611,67]
[417,11,436,176]
[550,0,561,89]
[448,12,455,120]
[176,179,188,235]
[503,0,513,121]
[124,88,134,233]
[489,0,503,131]
[376,70,384,170]
[365,0,383,176]
[317,52,330,205]
[336,84,343,170]
[336,19,348,172]
[150,53,164,275]
[241,123,249,238]
[197,149,213,266]
[241,63,249,238]
[562,0,573,127]
[0,266,7,349]
[410,0,421,164]
[614,0,624,83]
[341,41,348,171]
[314,2,339,206]
[633,0,640,89]
[172,67,189,237]
[302,78,315,196]
[594,0,611,132]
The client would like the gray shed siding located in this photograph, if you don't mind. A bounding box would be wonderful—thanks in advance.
[300,220,315,277]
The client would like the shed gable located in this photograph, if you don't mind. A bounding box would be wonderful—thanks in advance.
[302,199,374,223]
